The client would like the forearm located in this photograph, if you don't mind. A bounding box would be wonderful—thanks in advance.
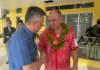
[4,32,11,36]
[4,32,10,38]
[23,59,43,70]
[72,50,78,68]
[39,47,45,60]
[39,47,44,53]
[31,59,44,69]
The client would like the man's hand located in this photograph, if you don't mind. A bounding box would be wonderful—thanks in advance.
[16,27,19,31]
[40,52,46,63]
[70,67,78,70]
[6,36,10,38]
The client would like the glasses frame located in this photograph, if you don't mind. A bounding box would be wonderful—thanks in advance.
[35,21,44,27]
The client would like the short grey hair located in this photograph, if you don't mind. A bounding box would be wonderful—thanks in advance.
[49,9,62,17]
[25,6,46,23]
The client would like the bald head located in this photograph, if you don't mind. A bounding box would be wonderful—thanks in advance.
[49,9,62,17]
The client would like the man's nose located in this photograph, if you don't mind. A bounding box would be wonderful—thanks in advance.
[50,21,54,24]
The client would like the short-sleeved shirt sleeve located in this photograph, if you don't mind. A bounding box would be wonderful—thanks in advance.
[69,28,79,50]
[38,30,47,48]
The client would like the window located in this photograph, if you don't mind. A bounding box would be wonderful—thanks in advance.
[16,8,22,13]
[76,2,94,8]
[16,16,22,26]
[46,6,59,11]
[46,2,94,11]
[6,10,10,14]
[6,17,10,22]
[45,15,49,28]
[62,14,66,23]
[60,4,75,10]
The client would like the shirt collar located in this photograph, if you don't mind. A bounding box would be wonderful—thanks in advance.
[21,24,35,38]
[8,27,11,31]
[8,26,11,28]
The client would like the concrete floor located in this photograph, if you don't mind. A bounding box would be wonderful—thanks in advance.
[0,48,100,70]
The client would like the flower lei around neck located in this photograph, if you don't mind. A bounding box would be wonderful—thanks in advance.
[45,23,69,53]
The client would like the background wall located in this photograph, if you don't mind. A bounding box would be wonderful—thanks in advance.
[0,0,100,34]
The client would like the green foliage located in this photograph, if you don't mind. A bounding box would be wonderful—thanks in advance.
[0,34,5,38]
[34,33,40,39]
[45,23,69,53]
[45,34,53,43]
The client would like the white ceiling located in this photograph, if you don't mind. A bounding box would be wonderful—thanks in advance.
[0,0,88,9]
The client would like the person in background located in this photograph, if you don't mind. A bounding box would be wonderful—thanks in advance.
[3,20,15,64]
[92,19,100,37]
[16,20,23,31]
[8,6,46,70]
[83,19,100,59]
[38,9,79,70]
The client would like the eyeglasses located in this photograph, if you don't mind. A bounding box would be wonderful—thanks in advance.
[35,21,44,27]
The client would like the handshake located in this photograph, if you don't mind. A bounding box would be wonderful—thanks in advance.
[39,52,47,64]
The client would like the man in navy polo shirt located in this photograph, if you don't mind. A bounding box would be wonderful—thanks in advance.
[8,6,46,70]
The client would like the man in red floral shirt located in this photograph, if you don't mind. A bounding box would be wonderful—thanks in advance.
[38,9,79,70]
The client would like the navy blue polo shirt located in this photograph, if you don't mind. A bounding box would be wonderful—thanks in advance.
[8,24,38,70]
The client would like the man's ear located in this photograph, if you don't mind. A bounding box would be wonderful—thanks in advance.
[31,20,36,26]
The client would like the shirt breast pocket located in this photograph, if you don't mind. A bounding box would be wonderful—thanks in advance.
[65,40,71,48]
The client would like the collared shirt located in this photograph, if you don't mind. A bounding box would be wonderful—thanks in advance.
[8,24,38,70]
[8,27,11,31]
[38,26,79,70]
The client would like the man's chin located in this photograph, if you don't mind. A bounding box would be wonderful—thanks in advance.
[51,27,55,29]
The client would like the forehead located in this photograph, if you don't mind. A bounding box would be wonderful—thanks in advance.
[37,16,44,23]
[7,21,11,23]
[18,22,22,24]
[39,16,44,21]
[49,12,59,19]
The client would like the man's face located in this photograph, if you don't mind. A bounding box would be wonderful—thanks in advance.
[7,21,12,27]
[49,12,62,30]
[18,23,22,28]
[34,16,44,32]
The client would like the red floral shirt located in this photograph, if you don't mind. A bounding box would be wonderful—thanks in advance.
[38,27,79,70]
